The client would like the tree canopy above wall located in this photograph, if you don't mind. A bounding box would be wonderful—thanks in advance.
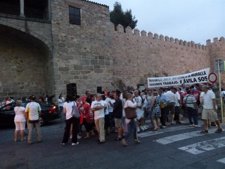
[110,2,138,32]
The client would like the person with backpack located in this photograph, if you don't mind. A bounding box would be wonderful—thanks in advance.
[61,95,80,146]
[183,88,198,127]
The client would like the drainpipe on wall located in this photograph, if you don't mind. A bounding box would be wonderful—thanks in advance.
[20,0,25,17]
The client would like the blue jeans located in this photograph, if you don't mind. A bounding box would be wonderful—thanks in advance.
[124,119,137,141]
[186,107,198,125]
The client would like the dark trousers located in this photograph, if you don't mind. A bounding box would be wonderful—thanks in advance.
[62,117,79,143]
[105,114,110,130]
[83,119,92,132]
[186,107,198,125]
[174,106,181,122]
[160,108,167,126]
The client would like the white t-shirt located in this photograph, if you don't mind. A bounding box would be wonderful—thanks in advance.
[102,100,109,115]
[202,90,216,109]
[63,101,77,120]
[133,96,144,114]
[91,100,105,120]
[175,91,181,107]
[165,91,176,103]
[25,102,41,121]
[105,97,114,113]
[124,100,137,108]
[14,106,26,122]
[124,100,137,123]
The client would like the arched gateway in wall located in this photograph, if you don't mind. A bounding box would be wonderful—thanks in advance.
[0,0,54,99]
[0,24,53,98]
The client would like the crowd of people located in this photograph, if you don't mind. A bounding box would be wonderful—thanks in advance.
[59,83,223,147]
[2,83,224,147]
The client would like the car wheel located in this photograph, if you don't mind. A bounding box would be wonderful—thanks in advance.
[39,117,44,126]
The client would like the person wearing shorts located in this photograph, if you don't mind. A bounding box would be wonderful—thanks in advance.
[14,100,26,142]
[113,90,123,140]
[201,85,223,134]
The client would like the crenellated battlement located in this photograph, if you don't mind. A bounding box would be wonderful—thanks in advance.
[206,37,225,46]
[113,24,207,50]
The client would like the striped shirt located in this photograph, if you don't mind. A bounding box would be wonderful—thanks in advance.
[183,94,196,109]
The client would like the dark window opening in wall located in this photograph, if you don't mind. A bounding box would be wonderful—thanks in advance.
[69,6,81,25]
[0,0,20,16]
[24,0,48,19]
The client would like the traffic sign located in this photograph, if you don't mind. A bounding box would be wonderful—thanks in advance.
[208,72,217,83]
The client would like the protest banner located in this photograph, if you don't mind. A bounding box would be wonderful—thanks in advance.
[147,68,210,88]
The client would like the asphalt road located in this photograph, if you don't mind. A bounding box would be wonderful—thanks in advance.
[1,120,225,169]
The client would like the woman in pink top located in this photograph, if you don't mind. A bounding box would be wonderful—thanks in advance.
[14,100,26,142]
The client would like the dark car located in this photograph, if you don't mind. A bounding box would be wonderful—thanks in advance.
[0,101,61,127]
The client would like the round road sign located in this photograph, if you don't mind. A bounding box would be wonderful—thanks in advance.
[208,72,217,83]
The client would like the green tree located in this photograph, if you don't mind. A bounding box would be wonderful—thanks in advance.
[110,2,138,32]
[123,10,137,30]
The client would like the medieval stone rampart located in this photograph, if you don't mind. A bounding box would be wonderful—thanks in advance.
[111,24,210,87]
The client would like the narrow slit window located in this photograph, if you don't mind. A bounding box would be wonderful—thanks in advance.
[69,6,81,25]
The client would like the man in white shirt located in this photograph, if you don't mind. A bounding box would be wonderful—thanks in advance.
[164,88,176,124]
[104,93,115,134]
[25,96,42,144]
[201,85,223,134]
[174,88,181,124]
[91,94,106,143]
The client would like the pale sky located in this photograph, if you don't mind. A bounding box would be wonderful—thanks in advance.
[94,0,225,44]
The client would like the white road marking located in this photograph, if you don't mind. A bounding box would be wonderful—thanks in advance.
[179,136,225,155]
[217,158,225,164]
[156,129,215,145]
[138,125,191,138]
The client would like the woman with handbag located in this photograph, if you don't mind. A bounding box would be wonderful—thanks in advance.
[61,95,80,146]
[121,92,140,146]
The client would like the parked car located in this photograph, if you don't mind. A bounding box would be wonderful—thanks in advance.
[0,101,61,127]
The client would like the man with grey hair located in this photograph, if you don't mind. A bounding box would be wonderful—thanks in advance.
[91,93,106,143]
[25,96,42,144]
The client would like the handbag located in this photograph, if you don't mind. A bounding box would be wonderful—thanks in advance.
[124,107,137,119]
[71,102,80,118]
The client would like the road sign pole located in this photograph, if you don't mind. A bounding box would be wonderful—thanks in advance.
[217,60,224,123]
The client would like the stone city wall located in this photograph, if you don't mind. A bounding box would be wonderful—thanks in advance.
[111,24,210,88]
[207,37,225,87]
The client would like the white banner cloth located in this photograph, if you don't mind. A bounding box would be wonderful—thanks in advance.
[147,68,210,88]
